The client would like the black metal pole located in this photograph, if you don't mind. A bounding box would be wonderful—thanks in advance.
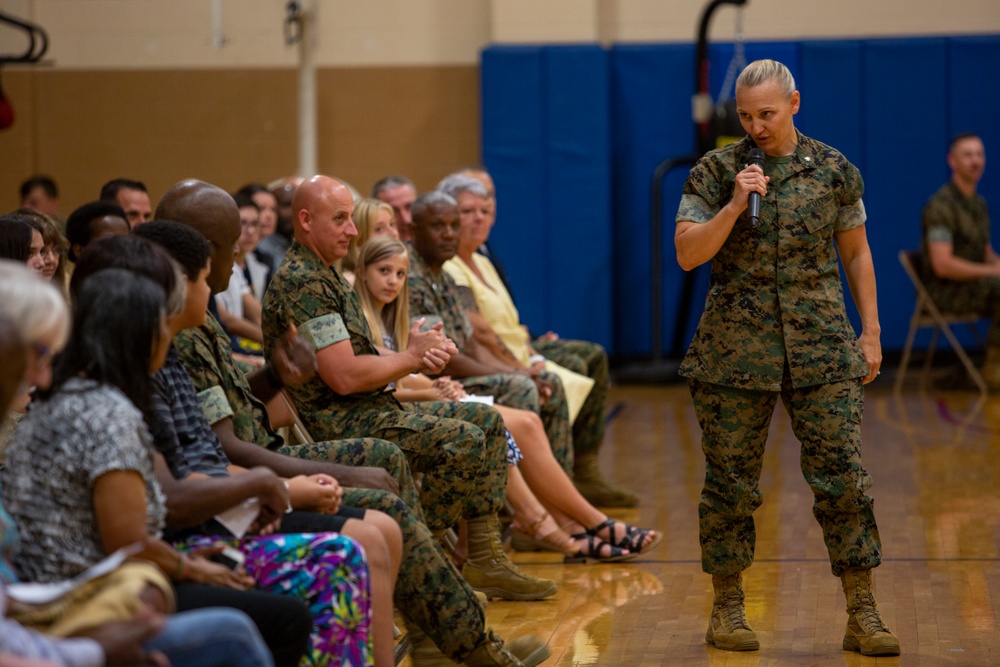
[696,0,746,154]
[649,0,747,364]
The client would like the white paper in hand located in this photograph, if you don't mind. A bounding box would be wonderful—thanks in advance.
[214,497,261,539]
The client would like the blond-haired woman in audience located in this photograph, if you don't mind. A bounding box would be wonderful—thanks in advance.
[339,198,398,286]
[354,236,660,562]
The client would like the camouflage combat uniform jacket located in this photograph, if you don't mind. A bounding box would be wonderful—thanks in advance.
[261,240,400,427]
[920,181,990,270]
[174,314,283,450]
[407,245,473,350]
[676,131,870,391]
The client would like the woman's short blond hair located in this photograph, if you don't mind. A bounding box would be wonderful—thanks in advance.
[736,59,796,97]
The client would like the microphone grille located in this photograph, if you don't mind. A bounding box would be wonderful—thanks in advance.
[748,148,765,167]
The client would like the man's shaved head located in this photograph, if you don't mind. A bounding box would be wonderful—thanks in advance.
[293,176,357,266]
[292,176,350,223]
[156,180,240,294]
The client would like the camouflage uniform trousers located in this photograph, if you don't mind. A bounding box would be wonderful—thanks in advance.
[689,374,882,578]
[925,275,1000,349]
[276,442,486,661]
[533,338,610,458]
[299,400,507,531]
[459,370,573,472]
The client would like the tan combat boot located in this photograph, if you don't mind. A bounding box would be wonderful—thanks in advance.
[464,630,550,667]
[706,573,760,651]
[572,451,638,507]
[462,515,557,601]
[410,630,549,667]
[841,569,900,656]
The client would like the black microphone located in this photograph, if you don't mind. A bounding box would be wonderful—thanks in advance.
[746,147,765,227]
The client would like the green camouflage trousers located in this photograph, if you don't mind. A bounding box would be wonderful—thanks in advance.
[276,442,485,661]
[299,398,507,530]
[534,338,610,458]
[924,275,1000,349]
[689,374,882,577]
[460,371,573,473]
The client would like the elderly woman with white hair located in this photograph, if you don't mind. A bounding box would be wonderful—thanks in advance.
[0,261,72,431]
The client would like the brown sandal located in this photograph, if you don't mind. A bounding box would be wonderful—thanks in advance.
[510,512,574,554]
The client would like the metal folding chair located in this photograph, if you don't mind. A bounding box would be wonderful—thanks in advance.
[895,249,987,394]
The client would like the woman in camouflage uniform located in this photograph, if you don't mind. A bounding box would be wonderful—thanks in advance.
[674,59,899,657]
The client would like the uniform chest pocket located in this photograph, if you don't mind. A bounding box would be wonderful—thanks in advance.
[795,192,839,235]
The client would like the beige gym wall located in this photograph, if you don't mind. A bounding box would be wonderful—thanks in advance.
[1,0,998,214]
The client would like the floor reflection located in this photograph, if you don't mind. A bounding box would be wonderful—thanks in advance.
[447,384,1000,666]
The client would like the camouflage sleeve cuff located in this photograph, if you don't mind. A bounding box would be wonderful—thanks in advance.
[676,193,717,224]
[835,198,867,232]
[300,313,349,351]
[197,386,234,425]
[926,226,953,244]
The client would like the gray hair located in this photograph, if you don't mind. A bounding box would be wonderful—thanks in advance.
[411,190,457,226]
[736,59,796,97]
[436,174,488,201]
[0,260,70,352]
[371,175,415,199]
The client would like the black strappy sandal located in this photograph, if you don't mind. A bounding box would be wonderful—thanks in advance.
[585,519,662,555]
[565,530,636,563]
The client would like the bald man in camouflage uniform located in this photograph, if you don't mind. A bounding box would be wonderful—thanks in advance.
[261,175,556,609]
[406,191,573,470]
[675,60,898,656]
[158,178,548,667]
[919,133,1000,388]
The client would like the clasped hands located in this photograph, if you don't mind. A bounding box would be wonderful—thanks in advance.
[407,318,458,375]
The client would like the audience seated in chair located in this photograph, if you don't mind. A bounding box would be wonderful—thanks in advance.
[355,236,660,563]
[64,202,130,265]
[372,176,416,243]
[11,209,68,295]
[437,172,636,507]
[71,231,397,667]
[339,197,399,286]
[19,175,61,222]
[99,179,153,229]
[235,185,281,290]
[0,261,277,667]
[0,214,46,278]
[153,179,550,667]
[919,133,1000,390]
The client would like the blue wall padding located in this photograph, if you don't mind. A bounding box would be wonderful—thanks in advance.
[863,39,950,347]
[480,46,547,331]
[481,35,1000,358]
[543,46,613,345]
[950,37,1000,231]
[608,43,695,356]
[798,41,864,170]
[481,45,613,348]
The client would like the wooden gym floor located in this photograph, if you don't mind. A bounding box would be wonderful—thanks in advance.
[402,380,1000,666]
